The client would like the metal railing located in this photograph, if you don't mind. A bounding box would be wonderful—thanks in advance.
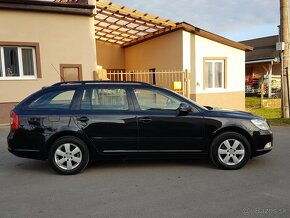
[105,70,190,98]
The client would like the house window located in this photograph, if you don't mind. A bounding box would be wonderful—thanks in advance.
[0,46,37,79]
[204,59,226,89]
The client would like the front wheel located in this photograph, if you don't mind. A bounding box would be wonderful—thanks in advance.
[210,132,251,170]
[49,136,89,175]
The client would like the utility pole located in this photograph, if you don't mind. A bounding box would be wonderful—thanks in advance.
[280,0,290,118]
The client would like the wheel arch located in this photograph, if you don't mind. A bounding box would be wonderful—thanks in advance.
[44,131,96,159]
[209,126,254,157]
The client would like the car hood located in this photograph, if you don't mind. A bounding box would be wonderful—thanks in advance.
[205,107,261,119]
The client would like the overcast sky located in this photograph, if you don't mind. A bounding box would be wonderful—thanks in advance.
[112,0,280,41]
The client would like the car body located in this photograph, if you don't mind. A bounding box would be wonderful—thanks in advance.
[8,81,273,174]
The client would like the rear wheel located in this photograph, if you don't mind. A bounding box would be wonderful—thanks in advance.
[49,136,89,175]
[210,132,251,170]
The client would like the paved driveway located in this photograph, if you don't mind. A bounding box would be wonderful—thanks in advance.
[0,126,289,218]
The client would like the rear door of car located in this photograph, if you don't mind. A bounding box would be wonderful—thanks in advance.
[74,84,138,153]
[131,87,205,152]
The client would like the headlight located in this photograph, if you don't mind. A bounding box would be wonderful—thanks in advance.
[251,119,270,130]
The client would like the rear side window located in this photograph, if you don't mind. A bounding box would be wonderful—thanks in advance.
[81,88,128,110]
[28,90,76,109]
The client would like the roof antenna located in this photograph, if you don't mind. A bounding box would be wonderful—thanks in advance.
[51,64,66,82]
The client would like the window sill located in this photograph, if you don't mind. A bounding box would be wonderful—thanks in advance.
[204,88,225,91]
[0,77,38,81]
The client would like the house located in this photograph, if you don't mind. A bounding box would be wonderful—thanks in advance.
[0,0,97,124]
[0,0,251,124]
[240,35,281,96]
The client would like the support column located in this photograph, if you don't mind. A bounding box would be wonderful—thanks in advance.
[268,62,273,98]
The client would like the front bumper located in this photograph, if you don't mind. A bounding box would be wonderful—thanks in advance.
[252,129,273,157]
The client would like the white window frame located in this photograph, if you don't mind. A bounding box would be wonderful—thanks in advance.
[205,59,225,89]
[0,46,37,80]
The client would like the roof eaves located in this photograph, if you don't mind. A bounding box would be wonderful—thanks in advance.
[123,21,253,51]
[0,0,95,16]
[180,22,253,51]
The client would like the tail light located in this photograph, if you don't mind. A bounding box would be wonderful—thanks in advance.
[10,111,19,131]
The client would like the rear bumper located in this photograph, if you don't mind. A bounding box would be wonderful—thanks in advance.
[252,129,273,157]
[8,147,46,160]
[7,131,47,160]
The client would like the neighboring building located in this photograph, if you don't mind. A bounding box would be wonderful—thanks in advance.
[241,35,281,96]
[0,0,251,124]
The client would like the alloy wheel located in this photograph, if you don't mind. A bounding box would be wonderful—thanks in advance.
[218,139,245,166]
[54,143,83,170]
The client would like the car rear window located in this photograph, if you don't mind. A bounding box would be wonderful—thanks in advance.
[28,90,76,109]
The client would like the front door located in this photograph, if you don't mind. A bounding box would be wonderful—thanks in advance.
[75,85,138,153]
[132,88,204,152]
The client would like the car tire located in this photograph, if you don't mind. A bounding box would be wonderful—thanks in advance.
[49,136,89,175]
[209,132,251,170]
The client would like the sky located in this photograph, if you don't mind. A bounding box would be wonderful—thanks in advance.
[111,0,281,42]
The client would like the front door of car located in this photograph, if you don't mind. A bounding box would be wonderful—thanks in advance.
[132,88,204,152]
[74,85,138,153]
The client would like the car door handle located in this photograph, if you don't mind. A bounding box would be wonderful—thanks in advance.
[77,116,89,122]
[139,117,152,124]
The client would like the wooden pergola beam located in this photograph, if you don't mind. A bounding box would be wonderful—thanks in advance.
[95,0,176,27]
[94,17,152,35]
[95,23,141,39]
[94,0,177,46]
[95,27,137,41]
[96,6,166,30]
[95,35,127,44]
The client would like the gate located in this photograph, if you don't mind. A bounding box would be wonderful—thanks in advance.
[105,70,190,98]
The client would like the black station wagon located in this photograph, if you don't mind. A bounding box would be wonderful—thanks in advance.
[8,81,273,175]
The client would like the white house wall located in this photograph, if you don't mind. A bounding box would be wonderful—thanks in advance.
[182,31,191,71]
[193,35,245,110]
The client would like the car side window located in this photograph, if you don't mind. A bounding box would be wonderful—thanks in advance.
[81,88,128,110]
[28,90,76,109]
[134,89,181,111]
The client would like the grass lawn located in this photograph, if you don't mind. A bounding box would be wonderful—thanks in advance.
[245,97,290,126]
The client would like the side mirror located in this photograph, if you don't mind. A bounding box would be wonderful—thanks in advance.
[178,102,191,115]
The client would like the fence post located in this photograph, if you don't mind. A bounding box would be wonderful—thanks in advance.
[260,83,264,108]
[185,70,190,98]
[120,70,124,81]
